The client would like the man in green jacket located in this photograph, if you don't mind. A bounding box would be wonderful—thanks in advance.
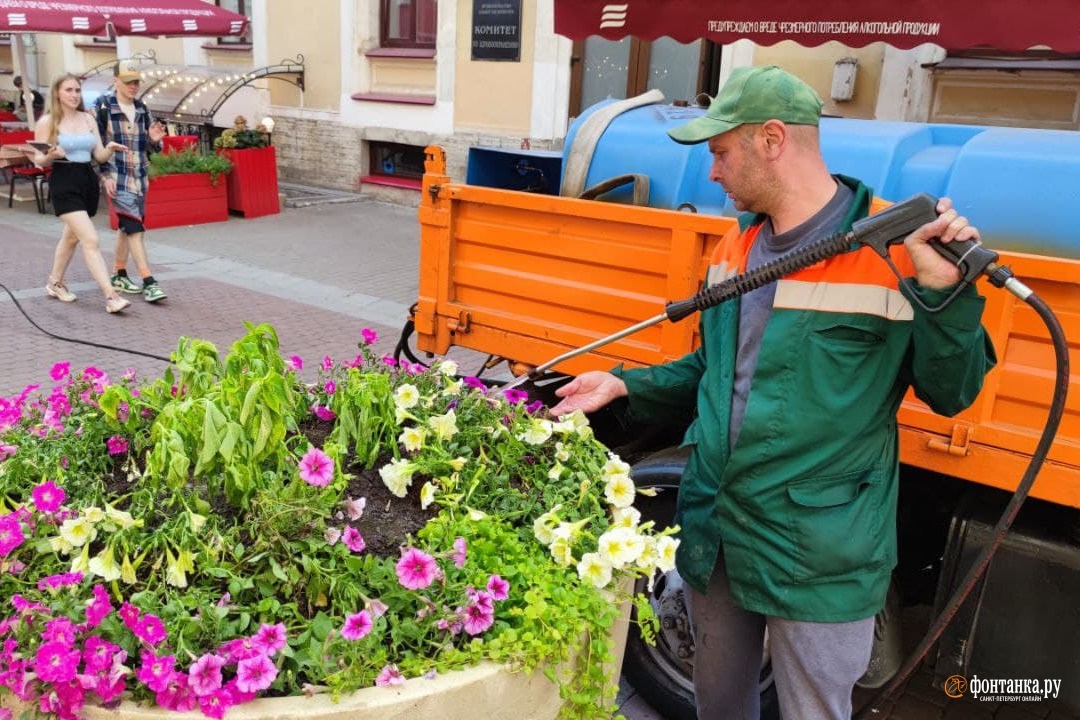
[549,66,996,720]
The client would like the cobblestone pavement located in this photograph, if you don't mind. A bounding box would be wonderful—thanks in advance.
[1,198,1074,720]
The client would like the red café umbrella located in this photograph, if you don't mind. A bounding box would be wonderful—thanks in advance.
[1,0,247,123]
[553,0,1080,52]
[0,0,247,37]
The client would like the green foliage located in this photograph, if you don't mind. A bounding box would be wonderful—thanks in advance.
[213,115,271,149]
[148,147,233,184]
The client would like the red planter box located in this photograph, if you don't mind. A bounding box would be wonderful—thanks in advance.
[220,146,280,218]
[108,173,228,230]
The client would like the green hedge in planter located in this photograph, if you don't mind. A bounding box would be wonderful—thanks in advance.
[149,148,233,184]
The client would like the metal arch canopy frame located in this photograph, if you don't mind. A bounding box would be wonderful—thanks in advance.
[552,0,1080,52]
[97,56,305,126]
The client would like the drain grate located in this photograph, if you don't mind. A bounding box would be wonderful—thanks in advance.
[279,182,366,208]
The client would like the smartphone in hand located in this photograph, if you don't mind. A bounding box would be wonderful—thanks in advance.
[27,141,53,153]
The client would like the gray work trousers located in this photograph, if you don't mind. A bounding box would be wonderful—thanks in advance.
[685,554,875,720]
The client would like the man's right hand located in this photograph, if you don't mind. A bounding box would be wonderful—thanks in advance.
[548,371,627,417]
[102,176,117,198]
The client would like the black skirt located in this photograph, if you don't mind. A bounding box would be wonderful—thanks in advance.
[49,162,100,217]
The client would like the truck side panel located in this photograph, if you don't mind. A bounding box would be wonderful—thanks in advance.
[417,147,1080,509]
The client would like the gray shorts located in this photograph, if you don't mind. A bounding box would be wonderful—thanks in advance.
[113,189,146,234]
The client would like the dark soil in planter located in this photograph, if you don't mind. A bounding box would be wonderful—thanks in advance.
[103,419,435,560]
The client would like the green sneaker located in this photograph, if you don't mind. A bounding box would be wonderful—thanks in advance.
[111,273,141,294]
[142,282,167,303]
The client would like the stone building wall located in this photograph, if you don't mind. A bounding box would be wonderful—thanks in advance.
[273,116,561,206]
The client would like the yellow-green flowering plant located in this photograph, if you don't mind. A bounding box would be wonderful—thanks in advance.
[0,324,676,720]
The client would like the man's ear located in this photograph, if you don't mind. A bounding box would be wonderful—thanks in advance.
[759,119,787,158]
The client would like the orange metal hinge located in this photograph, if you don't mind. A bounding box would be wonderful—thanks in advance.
[927,423,974,457]
[447,311,471,334]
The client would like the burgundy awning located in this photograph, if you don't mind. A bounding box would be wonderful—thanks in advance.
[0,0,247,37]
[554,0,1080,52]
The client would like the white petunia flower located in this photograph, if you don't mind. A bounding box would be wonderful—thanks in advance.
[379,458,416,498]
[547,463,564,481]
[604,473,636,509]
[59,517,97,548]
[399,425,428,452]
[577,552,613,589]
[655,536,680,573]
[549,534,575,567]
[532,508,561,545]
[437,360,459,377]
[419,481,437,509]
[601,455,632,481]
[519,418,554,446]
[104,505,139,530]
[88,546,122,582]
[611,507,641,529]
[597,526,645,569]
[394,384,420,410]
[428,409,459,441]
[83,506,106,524]
[554,441,570,463]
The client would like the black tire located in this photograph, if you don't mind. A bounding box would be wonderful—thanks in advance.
[624,449,781,720]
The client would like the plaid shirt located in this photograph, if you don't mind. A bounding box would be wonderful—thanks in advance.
[95,93,159,195]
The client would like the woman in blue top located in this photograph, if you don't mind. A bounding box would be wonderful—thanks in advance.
[32,73,132,314]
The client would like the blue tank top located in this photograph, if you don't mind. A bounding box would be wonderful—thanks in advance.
[57,131,96,163]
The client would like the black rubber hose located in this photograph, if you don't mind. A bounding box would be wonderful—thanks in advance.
[0,282,172,363]
[854,290,1070,718]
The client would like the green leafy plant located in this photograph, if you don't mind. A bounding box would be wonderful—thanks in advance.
[213,115,271,150]
[149,147,233,184]
[0,324,676,720]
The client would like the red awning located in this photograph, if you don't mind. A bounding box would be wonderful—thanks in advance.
[554,0,1080,52]
[0,0,247,37]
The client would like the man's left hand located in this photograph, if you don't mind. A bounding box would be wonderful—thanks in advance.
[903,197,978,290]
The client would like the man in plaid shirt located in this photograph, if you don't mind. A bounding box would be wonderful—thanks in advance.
[95,60,168,303]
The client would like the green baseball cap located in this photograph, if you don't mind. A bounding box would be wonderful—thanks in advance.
[668,65,823,145]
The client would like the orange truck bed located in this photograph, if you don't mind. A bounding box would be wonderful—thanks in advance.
[415,147,1080,509]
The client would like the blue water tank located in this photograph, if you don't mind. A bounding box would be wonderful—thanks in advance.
[564,101,1080,258]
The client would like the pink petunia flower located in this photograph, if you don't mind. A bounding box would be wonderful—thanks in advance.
[343,496,366,521]
[462,603,495,636]
[323,527,341,545]
[486,574,510,601]
[395,548,438,590]
[136,650,177,693]
[82,636,121,674]
[452,537,467,568]
[252,623,288,656]
[135,613,168,646]
[34,641,80,683]
[341,610,373,641]
[235,654,277,693]
[197,685,234,720]
[106,435,128,456]
[321,356,334,371]
[375,664,405,687]
[286,355,304,372]
[342,526,366,553]
[85,584,113,627]
[187,653,226,697]
[361,328,379,345]
[323,380,336,395]
[0,514,25,556]
[157,669,199,712]
[49,362,70,381]
[313,405,336,421]
[298,447,334,487]
[31,480,65,514]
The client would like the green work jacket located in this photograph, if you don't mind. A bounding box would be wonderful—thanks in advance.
[616,178,997,622]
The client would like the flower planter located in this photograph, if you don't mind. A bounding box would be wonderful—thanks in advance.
[4,665,561,720]
[108,172,229,230]
[220,146,280,219]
